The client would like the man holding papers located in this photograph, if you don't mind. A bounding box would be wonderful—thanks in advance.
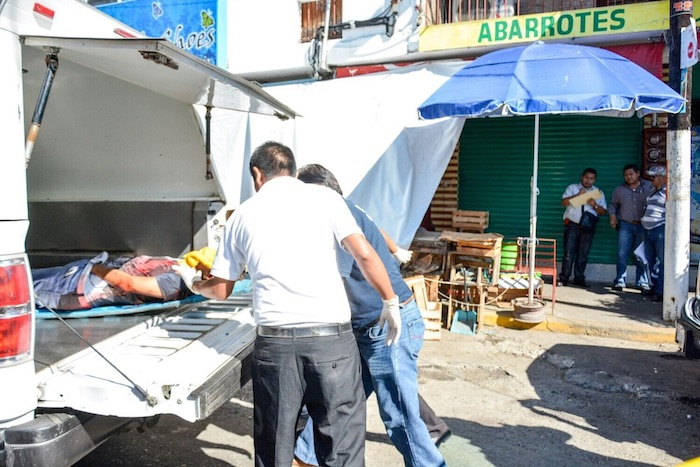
[558,168,608,288]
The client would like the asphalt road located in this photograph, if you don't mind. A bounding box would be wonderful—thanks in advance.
[75,327,700,466]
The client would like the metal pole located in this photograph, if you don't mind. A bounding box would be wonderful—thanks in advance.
[318,0,332,76]
[25,50,59,168]
[666,2,693,321]
[528,114,539,304]
[205,105,213,180]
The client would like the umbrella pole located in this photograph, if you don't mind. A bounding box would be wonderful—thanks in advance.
[528,114,540,304]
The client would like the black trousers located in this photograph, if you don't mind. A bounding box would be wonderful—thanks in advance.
[560,221,595,282]
[253,331,365,467]
[419,395,449,439]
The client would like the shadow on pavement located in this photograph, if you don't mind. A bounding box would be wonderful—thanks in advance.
[441,342,700,466]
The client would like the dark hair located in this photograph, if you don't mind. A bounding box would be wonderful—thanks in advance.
[623,164,639,173]
[249,141,296,179]
[582,167,597,177]
[296,164,343,196]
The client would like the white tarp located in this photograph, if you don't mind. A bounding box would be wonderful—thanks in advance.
[194,109,295,207]
[206,61,467,247]
[347,117,464,247]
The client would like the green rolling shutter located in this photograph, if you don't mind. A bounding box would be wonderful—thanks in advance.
[458,114,643,265]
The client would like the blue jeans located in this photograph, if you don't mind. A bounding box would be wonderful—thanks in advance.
[614,221,649,288]
[295,301,446,467]
[559,222,594,283]
[32,259,90,309]
[254,330,365,467]
[644,225,665,295]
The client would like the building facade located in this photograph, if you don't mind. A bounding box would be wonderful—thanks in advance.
[94,0,699,282]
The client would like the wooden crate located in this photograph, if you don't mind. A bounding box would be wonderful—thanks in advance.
[455,235,502,254]
[404,275,442,340]
[446,233,503,285]
[422,308,443,341]
[452,210,489,233]
[424,274,440,302]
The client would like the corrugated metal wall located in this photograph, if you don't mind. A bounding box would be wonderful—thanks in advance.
[457,114,644,264]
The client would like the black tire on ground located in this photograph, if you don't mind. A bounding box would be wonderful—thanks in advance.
[682,328,700,359]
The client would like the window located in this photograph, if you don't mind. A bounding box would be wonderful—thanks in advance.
[427,0,658,24]
[301,0,343,43]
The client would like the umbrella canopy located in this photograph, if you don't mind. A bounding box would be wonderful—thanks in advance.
[418,41,685,120]
[418,41,685,305]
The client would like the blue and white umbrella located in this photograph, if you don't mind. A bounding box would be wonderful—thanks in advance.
[418,40,685,304]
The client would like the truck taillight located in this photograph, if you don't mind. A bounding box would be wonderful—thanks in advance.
[0,259,33,361]
[0,314,32,359]
[0,263,30,307]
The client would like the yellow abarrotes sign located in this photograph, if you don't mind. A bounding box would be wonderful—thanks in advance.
[419,2,669,52]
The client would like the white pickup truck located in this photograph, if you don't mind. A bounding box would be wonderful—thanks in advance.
[0,1,294,465]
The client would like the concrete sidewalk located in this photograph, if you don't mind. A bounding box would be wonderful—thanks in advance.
[477,281,686,343]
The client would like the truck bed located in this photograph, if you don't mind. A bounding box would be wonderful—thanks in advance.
[33,295,256,422]
[3,296,256,466]
[35,309,172,368]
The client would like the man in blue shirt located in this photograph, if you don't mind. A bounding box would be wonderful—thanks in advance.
[294,164,448,467]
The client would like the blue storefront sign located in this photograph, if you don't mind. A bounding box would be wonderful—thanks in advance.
[691,127,700,262]
[98,0,226,65]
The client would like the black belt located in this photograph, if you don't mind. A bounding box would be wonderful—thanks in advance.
[621,220,641,225]
[355,318,380,335]
[257,322,352,338]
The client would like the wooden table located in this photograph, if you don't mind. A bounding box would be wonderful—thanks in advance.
[439,231,503,285]
[409,230,451,276]
[443,266,487,333]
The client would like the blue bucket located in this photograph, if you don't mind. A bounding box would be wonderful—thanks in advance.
[450,309,477,335]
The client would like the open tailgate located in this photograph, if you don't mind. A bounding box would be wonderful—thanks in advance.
[22,36,297,119]
[35,296,255,422]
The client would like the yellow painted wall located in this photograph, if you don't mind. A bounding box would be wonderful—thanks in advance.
[419,2,669,52]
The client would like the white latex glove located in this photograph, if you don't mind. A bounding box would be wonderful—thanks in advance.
[172,264,202,294]
[392,248,413,264]
[378,295,401,346]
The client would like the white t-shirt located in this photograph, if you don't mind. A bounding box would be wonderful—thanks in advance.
[210,176,362,327]
[562,183,607,224]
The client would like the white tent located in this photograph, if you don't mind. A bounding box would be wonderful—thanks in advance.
[203,61,467,247]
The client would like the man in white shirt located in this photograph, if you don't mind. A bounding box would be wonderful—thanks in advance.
[558,168,608,288]
[176,141,400,467]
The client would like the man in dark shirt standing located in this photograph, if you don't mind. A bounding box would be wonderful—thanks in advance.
[608,164,654,293]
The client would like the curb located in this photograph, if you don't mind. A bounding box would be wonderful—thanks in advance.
[479,309,677,344]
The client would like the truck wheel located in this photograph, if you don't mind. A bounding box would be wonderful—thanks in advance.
[683,329,700,359]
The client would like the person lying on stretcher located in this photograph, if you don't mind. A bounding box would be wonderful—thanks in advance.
[32,247,215,311]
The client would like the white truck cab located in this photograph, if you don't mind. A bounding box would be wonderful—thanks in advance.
[0,2,294,465]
